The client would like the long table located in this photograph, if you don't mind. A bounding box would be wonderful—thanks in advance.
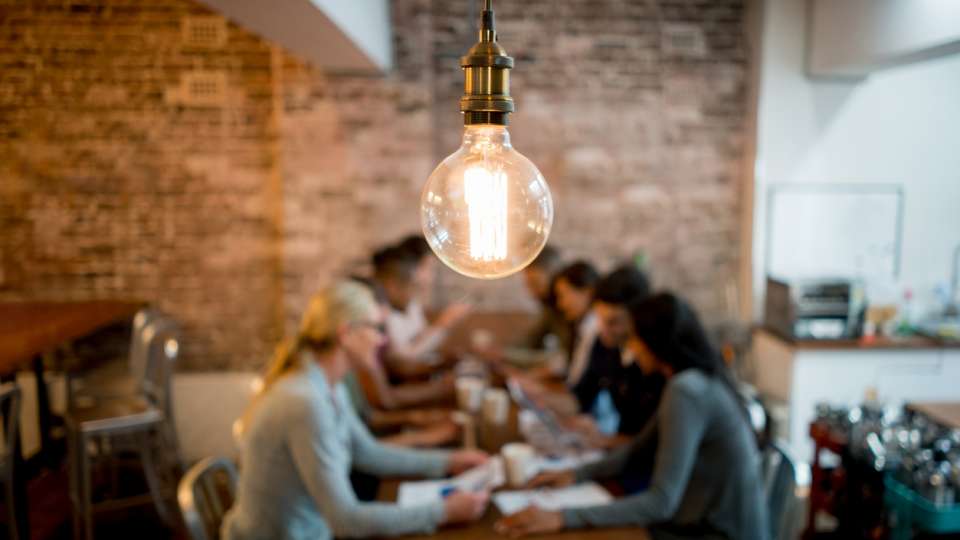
[377,479,638,540]
[376,394,639,540]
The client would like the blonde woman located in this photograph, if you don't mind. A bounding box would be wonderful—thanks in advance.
[223,281,489,540]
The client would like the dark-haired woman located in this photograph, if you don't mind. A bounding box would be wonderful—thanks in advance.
[552,261,600,385]
[496,293,769,540]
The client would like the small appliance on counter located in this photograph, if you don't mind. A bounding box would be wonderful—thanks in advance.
[764,276,866,339]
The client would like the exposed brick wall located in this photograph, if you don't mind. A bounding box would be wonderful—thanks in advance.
[0,0,748,371]
[0,0,284,369]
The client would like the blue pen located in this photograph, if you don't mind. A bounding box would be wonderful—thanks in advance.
[440,486,457,498]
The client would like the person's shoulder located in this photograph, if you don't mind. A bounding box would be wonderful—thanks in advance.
[666,369,710,400]
[263,371,329,420]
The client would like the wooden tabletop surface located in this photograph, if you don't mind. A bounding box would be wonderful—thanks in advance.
[377,399,639,540]
[907,401,960,430]
[0,300,144,375]
[377,478,639,540]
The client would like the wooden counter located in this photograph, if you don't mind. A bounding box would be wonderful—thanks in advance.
[760,327,959,351]
[753,328,960,463]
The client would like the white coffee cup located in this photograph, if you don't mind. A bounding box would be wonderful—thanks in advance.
[470,328,494,351]
[502,442,535,488]
[456,377,485,413]
[482,388,509,425]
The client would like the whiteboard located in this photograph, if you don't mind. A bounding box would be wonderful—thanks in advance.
[766,185,902,280]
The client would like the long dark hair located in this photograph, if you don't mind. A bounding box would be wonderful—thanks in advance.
[553,260,599,292]
[628,293,753,430]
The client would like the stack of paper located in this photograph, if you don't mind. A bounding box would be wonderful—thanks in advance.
[397,457,505,507]
[492,483,612,516]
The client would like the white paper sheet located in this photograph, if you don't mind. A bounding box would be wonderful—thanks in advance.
[397,457,505,507]
[530,450,603,473]
[492,483,613,516]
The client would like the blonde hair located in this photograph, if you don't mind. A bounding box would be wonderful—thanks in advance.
[238,280,378,435]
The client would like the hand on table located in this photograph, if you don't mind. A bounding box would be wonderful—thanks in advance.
[524,469,575,490]
[562,414,601,436]
[442,490,489,525]
[494,506,564,537]
[447,449,489,475]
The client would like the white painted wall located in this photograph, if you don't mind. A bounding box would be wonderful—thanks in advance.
[753,0,960,320]
[809,0,960,77]
[173,372,258,463]
[311,0,393,72]
[197,0,392,73]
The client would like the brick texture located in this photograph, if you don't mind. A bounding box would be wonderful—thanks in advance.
[0,0,748,371]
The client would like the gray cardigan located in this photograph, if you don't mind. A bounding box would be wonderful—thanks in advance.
[563,370,769,540]
[222,356,450,540]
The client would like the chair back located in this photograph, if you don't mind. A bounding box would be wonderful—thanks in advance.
[140,322,180,417]
[128,308,162,383]
[762,441,801,540]
[178,457,238,540]
[0,384,21,468]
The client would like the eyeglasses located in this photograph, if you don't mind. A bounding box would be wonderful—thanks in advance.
[352,321,386,334]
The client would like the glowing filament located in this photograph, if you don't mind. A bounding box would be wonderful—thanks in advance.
[464,166,508,261]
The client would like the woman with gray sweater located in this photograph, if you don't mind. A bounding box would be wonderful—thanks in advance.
[222,282,489,540]
[496,293,769,540]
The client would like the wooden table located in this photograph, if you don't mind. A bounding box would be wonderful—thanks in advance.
[906,401,960,430]
[377,479,638,540]
[377,401,638,540]
[0,301,145,375]
[0,300,144,539]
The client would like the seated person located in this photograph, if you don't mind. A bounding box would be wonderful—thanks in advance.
[569,265,663,444]
[372,245,470,377]
[224,282,488,540]
[397,234,438,308]
[346,276,455,411]
[496,293,769,540]
[552,260,600,385]
[520,265,662,446]
[520,245,570,350]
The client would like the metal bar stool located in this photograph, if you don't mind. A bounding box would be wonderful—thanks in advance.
[66,323,181,540]
[0,384,23,540]
[178,457,238,540]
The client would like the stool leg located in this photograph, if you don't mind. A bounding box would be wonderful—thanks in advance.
[68,427,81,540]
[139,431,172,526]
[4,465,20,540]
[80,432,94,540]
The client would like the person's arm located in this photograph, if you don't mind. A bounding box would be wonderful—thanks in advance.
[354,355,453,410]
[569,344,603,413]
[386,303,469,365]
[562,385,708,529]
[286,395,445,538]
[573,414,658,482]
[388,372,455,409]
[342,387,451,478]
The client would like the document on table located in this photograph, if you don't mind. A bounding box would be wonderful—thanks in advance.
[492,482,612,516]
[530,450,603,472]
[397,457,505,507]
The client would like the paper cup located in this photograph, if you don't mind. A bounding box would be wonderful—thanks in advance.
[502,442,535,488]
[456,377,485,413]
[483,388,509,425]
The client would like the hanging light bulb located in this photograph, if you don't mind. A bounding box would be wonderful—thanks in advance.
[421,0,553,280]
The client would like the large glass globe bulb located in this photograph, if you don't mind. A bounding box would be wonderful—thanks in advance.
[421,124,553,280]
